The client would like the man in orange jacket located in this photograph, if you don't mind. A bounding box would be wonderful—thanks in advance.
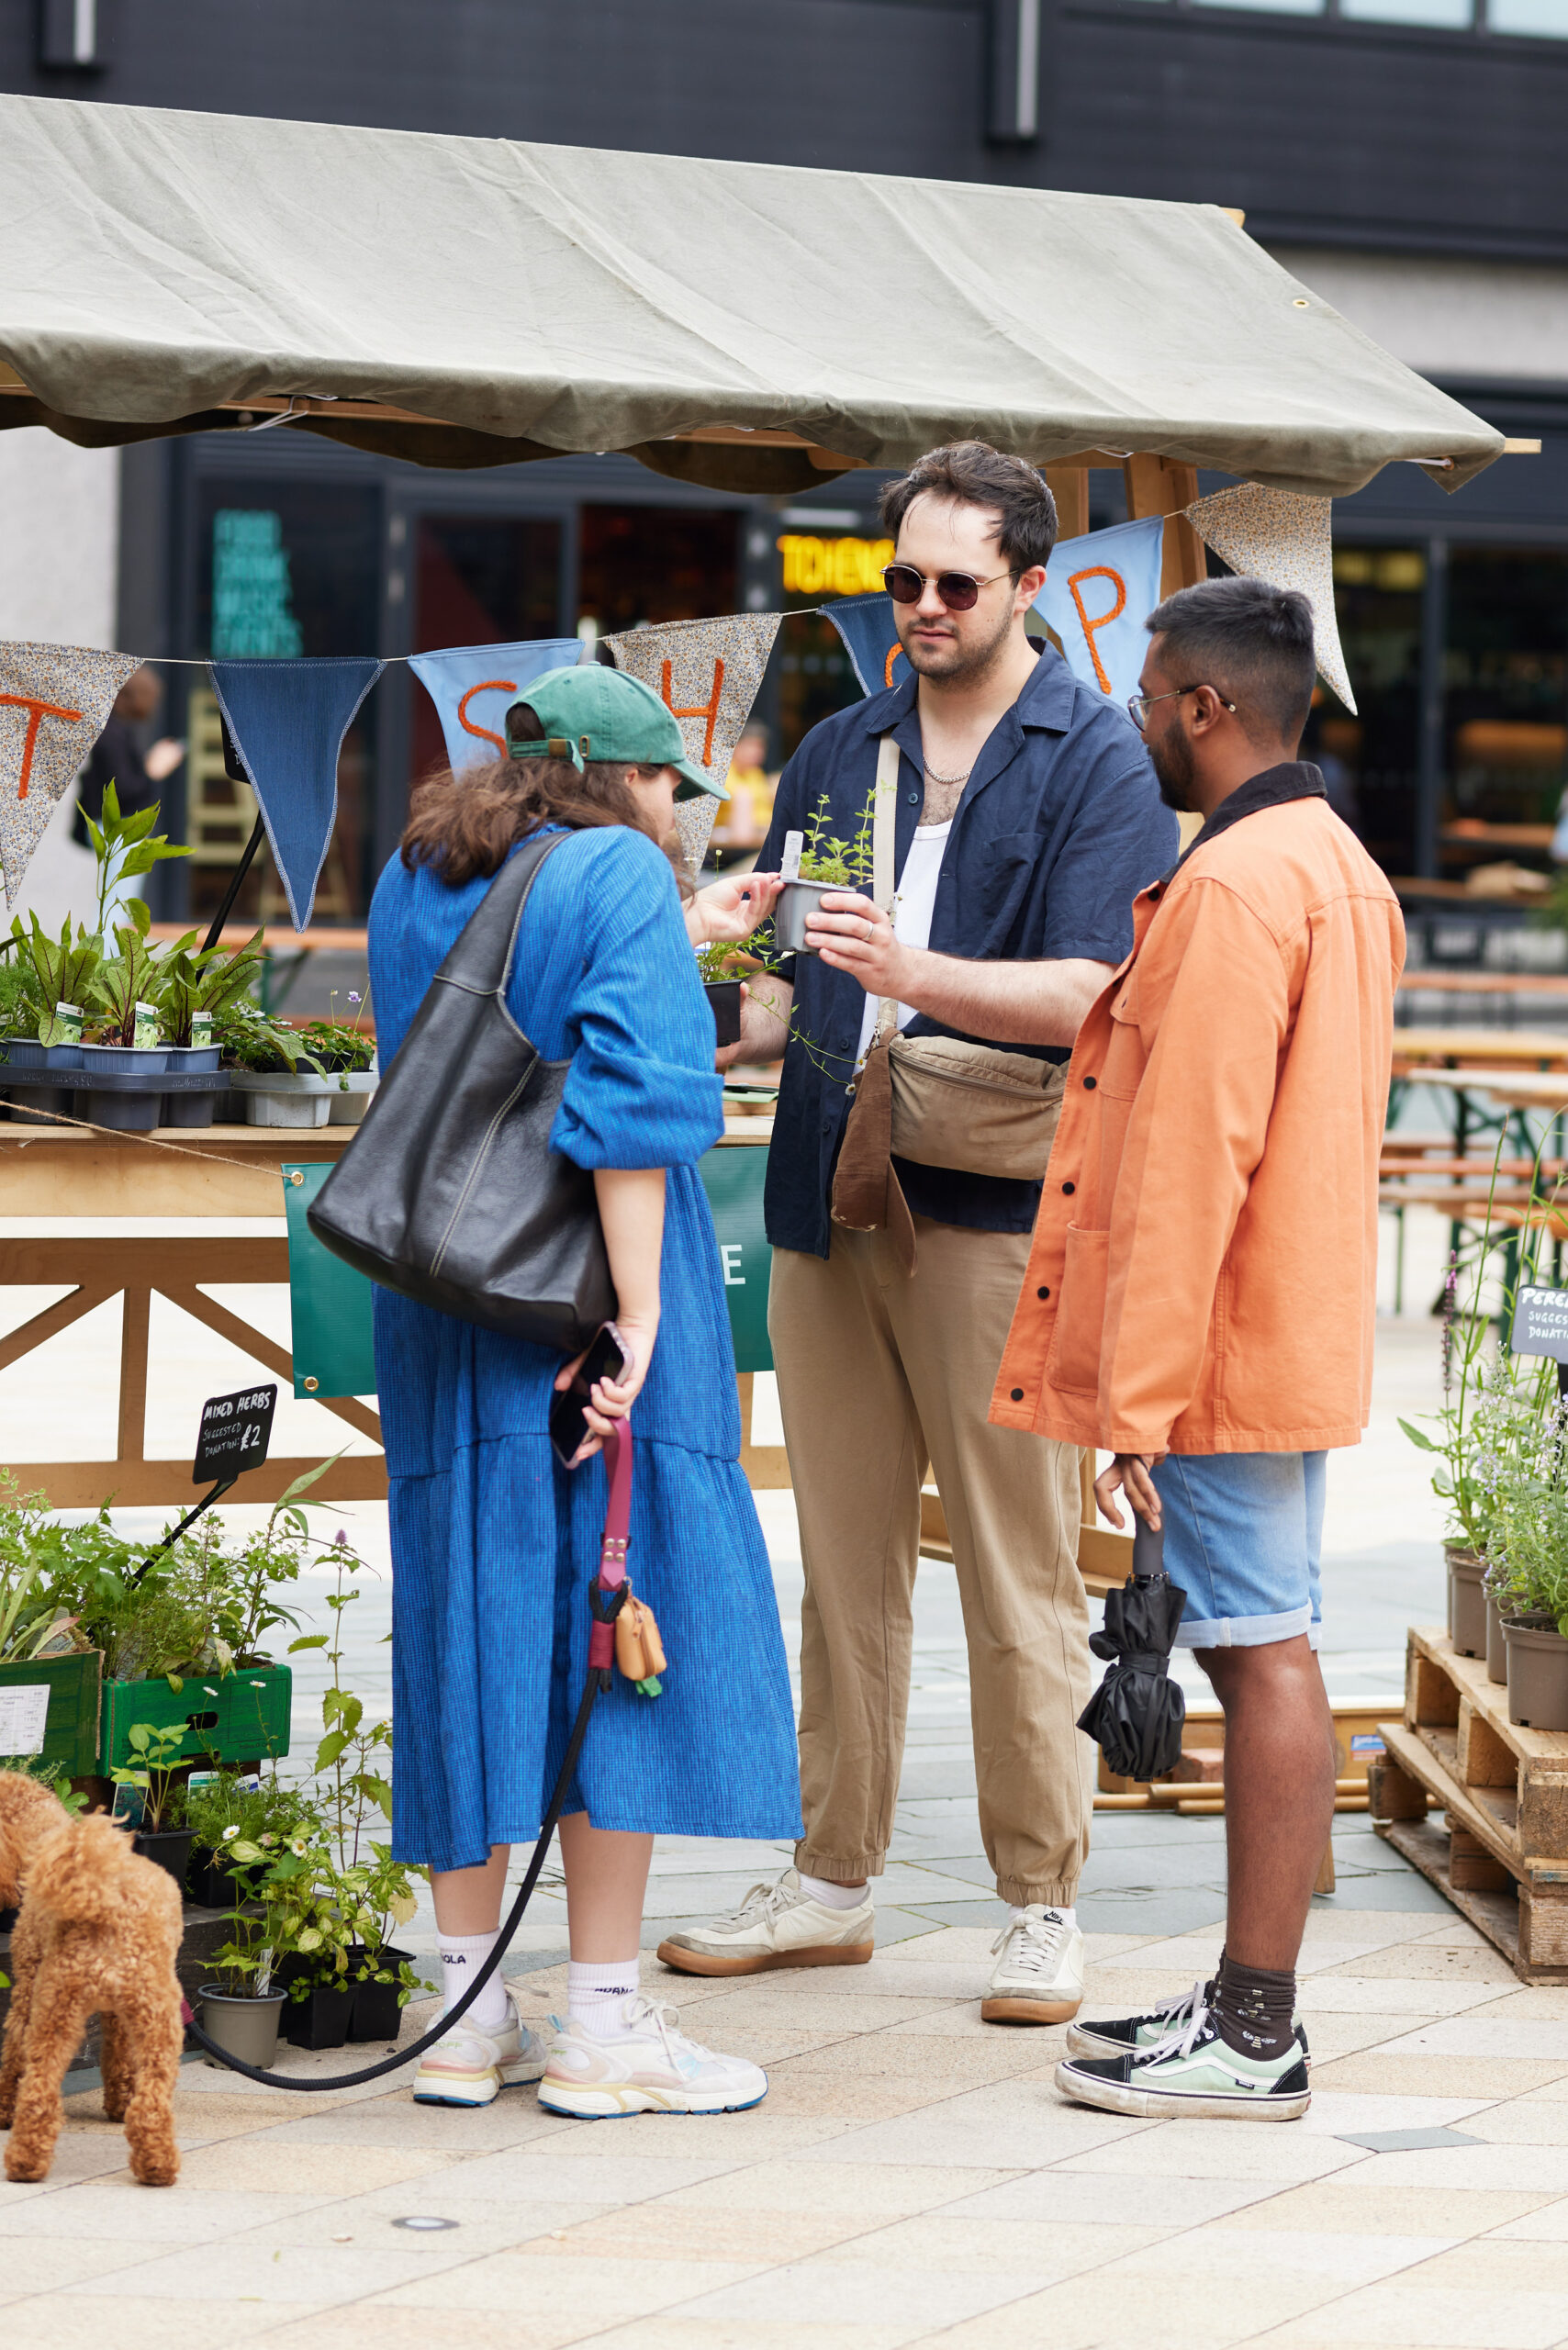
[990,576,1404,2121]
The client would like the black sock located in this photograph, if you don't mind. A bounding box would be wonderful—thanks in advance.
[1210,1952,1295,2061]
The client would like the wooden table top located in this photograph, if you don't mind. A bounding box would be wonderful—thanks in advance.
[1398,1067,1568,1110]
[0,1123,354,1217]
[1394,1027,1568,1069]
[1399,970,1568,998]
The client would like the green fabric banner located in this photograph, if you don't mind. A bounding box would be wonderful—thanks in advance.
[699,1143,772,1374]
[282,1159,377,1401]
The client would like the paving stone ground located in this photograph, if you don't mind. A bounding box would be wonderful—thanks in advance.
[6,1202,1568,2342]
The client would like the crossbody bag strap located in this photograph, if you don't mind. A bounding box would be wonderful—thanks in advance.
[868,733,902,1055]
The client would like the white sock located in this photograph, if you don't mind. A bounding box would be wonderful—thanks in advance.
[798,1869,869,1910]
[567,1956,642,2041]
[437,1930,511,2034]
[1013,1903,1077,1930]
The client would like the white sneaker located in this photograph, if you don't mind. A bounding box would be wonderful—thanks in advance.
[410,1988,548,2107]
[656,1868,875,1977]
[981,1905,1084,2024]
[537,1996,768,2119]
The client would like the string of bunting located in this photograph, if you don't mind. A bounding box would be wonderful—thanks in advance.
[1,495,1354,919]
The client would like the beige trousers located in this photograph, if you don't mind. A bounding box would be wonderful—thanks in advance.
[769,1214,1093,1907]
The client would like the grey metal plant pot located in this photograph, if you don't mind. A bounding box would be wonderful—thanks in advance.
[1446,1547,1486,1660]
[773,877,869,957]
[196,1986,285,2069]
[1504,1618,1568,1732]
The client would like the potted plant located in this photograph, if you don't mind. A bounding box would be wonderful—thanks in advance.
[109,1719,197,1885]
[293,996,377,1125]
[183,1767,316,1908]
[151,928,264,1126]
[773,790,874,957]
[197,1840,317,2069]
[1,911,96,1123]
[223,1010,335,1128]
[695,941,745,1046]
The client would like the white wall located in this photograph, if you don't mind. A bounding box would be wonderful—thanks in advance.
[1270,248,1568,385]
[0,428,120,930]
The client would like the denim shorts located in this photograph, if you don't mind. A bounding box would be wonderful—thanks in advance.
[1150,1451,1326,1651]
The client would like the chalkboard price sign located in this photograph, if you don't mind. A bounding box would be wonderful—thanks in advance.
[1511,1286,1568,1366]
[192,1384,277,1484]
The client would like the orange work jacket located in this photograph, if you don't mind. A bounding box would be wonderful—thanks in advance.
[989,767,1405,1457]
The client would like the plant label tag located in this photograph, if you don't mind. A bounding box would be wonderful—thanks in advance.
[193,1383,278,1483]
[781,830,803,882]
[53,1002,82,1044]
[190,1013,213,1050]
[0,1681,49,1757]
[132,1000,160,1050]
[1511,1285,1568,1363]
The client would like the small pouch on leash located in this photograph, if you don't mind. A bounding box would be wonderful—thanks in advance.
[615,1589,667,1695]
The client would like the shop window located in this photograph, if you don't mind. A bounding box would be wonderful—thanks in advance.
[1490,0,1568,31]
[1301,546,1426,874]
[191,479,381,923]
[576,507,738,640]
[1340,0,1473,21]
[1441,549,1568,882]
[411,514,564,778]
[1191,0,1325,16]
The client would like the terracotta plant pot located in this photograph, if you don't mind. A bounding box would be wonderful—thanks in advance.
[1485,1590,1509,1684]
[1446,1546,1487,1658]
[196,1986,285,2069]
[1505,1617,1568,1731]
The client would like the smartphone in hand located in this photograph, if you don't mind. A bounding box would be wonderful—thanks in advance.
[549,1324,627,1466]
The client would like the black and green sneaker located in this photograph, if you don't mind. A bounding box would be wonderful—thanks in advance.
[1057,2003,1311,2122]
[1065,1978,1309,2067]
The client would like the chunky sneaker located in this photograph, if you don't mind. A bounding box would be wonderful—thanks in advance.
[656,1869,874,1976]
[981,1906,1084,2024]
[410,1989,548,2108]
[1067,1979,1311,2067]
[537,1996,768,2119]
[1056,1997,1311,2121]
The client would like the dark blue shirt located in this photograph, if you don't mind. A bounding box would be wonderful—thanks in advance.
[757,643,1179,1258]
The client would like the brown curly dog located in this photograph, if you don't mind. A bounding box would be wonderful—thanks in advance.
[0,1774,183,2186]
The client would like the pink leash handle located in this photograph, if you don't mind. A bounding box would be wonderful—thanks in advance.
[588,1417,633,1673]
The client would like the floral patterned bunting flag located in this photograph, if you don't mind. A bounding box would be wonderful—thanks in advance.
[0,642,140,906]
[603,614,782,870]
[1184,486,1357,715]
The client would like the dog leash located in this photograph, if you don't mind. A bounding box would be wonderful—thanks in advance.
[179,1420,637,2091]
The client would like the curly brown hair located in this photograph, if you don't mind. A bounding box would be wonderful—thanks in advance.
[879,442,1058,578]
[399,699,689,891]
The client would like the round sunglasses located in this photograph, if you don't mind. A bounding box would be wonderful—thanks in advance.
[881,563,1013,613]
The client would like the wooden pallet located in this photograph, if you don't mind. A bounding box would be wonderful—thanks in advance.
[1372,1625,1568,1982]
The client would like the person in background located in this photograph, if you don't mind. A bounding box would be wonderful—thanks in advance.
[991,577,1403,2120]
[368,664,800,2121]
[710,723,777,861]
[73,665,185,843]
[660,443,1176,2024]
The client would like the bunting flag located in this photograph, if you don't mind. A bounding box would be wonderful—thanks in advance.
[1183,486,1357,715]
[1034,519,1164,711]
[408,637,582,772]
[604,613,781,868]
[209,657,384,929]
[820,592,907,699]
[0,642,140,907]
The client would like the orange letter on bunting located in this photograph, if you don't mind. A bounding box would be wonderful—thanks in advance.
[456,679,519,755]
[883,643,905,689]
[1065,567,1127,697]
[0,691,84,800]
[659,658,725,767]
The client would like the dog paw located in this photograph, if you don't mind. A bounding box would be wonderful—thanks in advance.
[129,2157,179,2188]
[4,2154,50,2184]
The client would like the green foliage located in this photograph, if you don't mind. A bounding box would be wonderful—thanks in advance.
[797,789,875,886]
[109,1719,190,1833]
[216,1002,319,1074]
[0,947,34,1034]
[184,1767,315,1871]
[6,912,101,1042]
[87,906,164,1046]
[152,928,267,1048]
[83,779,190,940]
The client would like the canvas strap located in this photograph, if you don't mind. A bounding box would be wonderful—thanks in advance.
[867,731,902,1056]
[829,732,917,1274]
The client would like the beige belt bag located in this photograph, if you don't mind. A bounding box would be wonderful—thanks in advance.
[888,1035,1068,1180]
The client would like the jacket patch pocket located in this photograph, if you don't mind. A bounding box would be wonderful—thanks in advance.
[1045,1225,1110,1395]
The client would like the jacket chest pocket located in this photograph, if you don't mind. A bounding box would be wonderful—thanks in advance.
[1087,991,1144,1207]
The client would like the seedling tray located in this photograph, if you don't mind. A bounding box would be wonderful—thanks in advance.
[99,1661,292,1771]
[69,1069,232,1094]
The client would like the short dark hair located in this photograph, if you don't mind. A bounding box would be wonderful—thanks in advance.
[1145,575,1316,746]
[879,442,1058,578]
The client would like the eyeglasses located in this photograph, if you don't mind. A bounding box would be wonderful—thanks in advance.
[882,563,1013,612]
[1126,685,1238,732]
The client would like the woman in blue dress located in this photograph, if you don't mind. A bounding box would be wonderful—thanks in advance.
[367,664,801,2121]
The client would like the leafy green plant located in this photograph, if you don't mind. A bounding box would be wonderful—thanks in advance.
[110,1719,190,1833]
[0,946,35,1035]
[81,779,191,940]
[6,912,101,1044]
[184,1768,316,1871]
[795,789,875,886]
[216,1001,319,1074]
[154,928,267,1048]
[207,1835,324,1998]
[87,903,165,1046]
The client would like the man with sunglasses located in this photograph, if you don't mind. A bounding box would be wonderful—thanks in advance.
[657,442,1174,2020]
[992,576,1403,2118]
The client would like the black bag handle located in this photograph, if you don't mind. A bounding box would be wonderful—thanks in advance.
[431,829,569,1011]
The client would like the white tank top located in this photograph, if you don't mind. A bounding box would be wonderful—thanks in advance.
[855,818,952,1065]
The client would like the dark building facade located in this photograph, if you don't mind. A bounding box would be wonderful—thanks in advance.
[7,0,1567,923]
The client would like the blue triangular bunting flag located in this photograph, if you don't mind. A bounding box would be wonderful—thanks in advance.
[209,657,384,930]
[408,639,582,772]
[1034,519,1164,711]
[820,593,908,699]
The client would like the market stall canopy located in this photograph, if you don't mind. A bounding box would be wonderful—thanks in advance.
[0,93,1501,498]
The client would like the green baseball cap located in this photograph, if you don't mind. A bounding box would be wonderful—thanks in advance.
[503,663,728,800]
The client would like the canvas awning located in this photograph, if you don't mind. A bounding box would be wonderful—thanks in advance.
[0,93,1502,498]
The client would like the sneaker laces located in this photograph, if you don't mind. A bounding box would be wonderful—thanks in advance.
[721,1876,801,1930]
[990,1907,1070,1978]
[1146,1990,1215,2065]
[621,1993,702,2065]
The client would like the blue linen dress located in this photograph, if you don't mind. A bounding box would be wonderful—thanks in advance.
[367,822,803,1873]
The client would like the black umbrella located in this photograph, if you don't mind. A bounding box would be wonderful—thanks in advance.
[1077,1515,1189,1781]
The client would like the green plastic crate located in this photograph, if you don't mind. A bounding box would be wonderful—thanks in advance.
[99,1662,292,1773]
[0,1651,103,1775]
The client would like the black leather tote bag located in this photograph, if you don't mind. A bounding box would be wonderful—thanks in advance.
[307,831,615,1350]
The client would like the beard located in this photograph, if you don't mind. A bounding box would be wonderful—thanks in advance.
[899,598,1016,686]
[1149,722,1198,811]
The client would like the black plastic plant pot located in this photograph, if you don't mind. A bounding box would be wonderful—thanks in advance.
[84,1087,161,1132]
[283,1982,356,2050]
[347,1945,416,2042]
[774,877,869,957]
[704,978,744,1047]
[196,1986,285,2069]
[133,1825,196,1887]
[186,1846,234,1908]
[5,1081,75,1126]
[162,1090,218,1128]
[0,1903,17,1934]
